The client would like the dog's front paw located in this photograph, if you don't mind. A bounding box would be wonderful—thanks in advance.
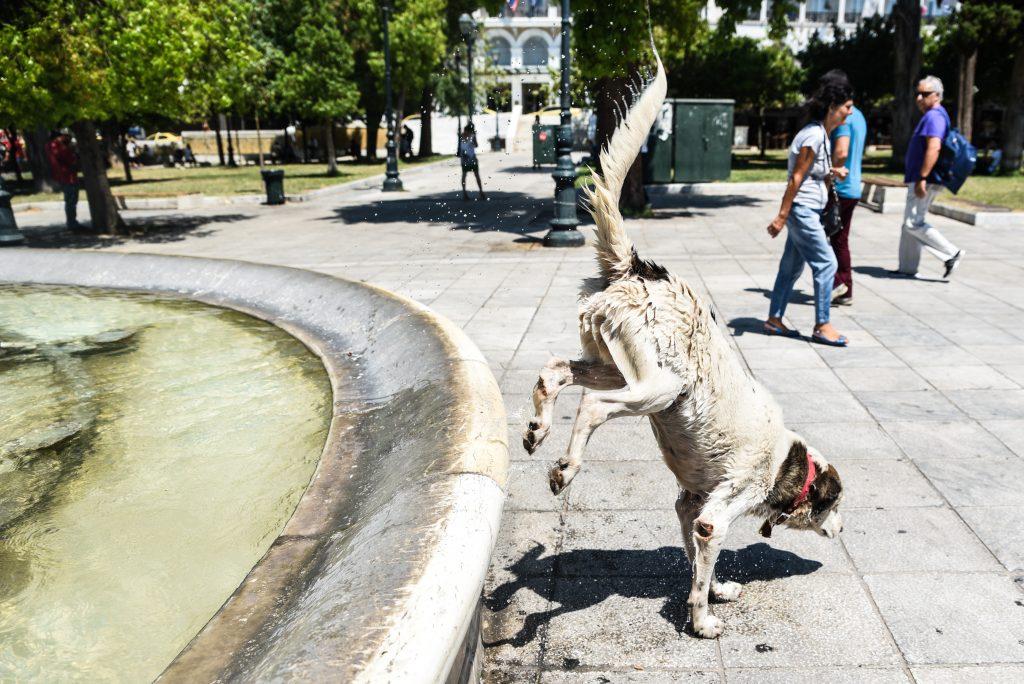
[711,581,742,602]
[523,420,549,454]
[691,614,724,639]
[548,460,575,495]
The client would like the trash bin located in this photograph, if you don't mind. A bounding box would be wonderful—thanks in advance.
[261,168,285,205]
[0,179,26,246]
[532,124,557,167]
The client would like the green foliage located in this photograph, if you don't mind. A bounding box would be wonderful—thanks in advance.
[798,16,896,107]
[669,33,803,109]
[271,0,358,121]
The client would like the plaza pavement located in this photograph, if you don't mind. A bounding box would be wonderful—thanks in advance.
[13,152,1024,683]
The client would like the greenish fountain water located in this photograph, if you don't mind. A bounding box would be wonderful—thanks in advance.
[0,286,332,681]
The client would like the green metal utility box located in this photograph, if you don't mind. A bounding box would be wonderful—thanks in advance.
[532,124,557,167]
[642,99,734,184]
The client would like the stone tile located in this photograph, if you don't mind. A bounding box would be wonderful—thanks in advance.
[864,573,1024,664]
[957,506,1024,572]
[513,419,661,463]
[726,667,909,683]
[911,664,1024,684]
[484,665,539,684]
[916,455,1024,507]
[889,345,982,368]
[960,344,1024,365]
[773,392,873,424]
[559,510,686,578]
[788,422,901,461]
[944,389,1024,421]
[490,511,563,579]
[483,572,553,669]
[833,366,929,392]
[995,364,1024,386]
[506,461,566,512]
[982,419,1024,456]
[715,574,897,667]
[870,327,952,347]
[882,421,1014,460]
[814,346,908,369]
[740,347,826,370]
[916,365,1020,391]
[855,391,966,422]
[929,326,1021,347]
[541,671,719,684]
[831,459,943,509]
[543,577,719,670]
[752,368,842,394]
[842,507,1001,573]
[718,517,854,579]
[565,462,679,512]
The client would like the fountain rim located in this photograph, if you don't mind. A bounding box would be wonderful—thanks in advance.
[0,250,509,682]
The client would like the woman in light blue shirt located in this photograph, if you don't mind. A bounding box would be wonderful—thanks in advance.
[765,80,853,347]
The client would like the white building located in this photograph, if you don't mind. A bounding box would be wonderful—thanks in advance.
[479,2,561,114]
[707,0,955,51]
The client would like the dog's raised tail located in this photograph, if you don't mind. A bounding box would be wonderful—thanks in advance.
[583,51,667,282]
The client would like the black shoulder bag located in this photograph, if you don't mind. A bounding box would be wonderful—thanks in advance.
[819,124,843,239]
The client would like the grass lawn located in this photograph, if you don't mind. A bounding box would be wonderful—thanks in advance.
[6,156,446,204]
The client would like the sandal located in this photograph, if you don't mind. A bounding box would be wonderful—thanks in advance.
[763,322,801,338]
[811,332,848,347]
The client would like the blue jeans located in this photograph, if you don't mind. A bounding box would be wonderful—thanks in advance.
[769,203,838,325]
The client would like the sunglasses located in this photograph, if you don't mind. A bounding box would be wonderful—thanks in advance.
[916,91,935,98]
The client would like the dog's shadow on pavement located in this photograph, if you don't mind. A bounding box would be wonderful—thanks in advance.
[484,542,821,648]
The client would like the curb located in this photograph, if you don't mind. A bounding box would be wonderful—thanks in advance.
[0,250,508,683]
[931,202,1024,228]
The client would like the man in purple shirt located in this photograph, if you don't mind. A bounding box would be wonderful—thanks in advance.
[896,75,964,279]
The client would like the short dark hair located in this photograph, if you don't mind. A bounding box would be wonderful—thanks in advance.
[819,69,851,88]
[807,80,854,120]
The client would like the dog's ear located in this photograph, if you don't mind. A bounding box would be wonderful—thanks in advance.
[809,464,843,513]
[759,519,773,538]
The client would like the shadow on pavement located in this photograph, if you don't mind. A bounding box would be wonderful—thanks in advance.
[484,542,821,648]
[22,213,249,249]
[744,286,815,305]
[648,193,764,219]
[853,265,947,283]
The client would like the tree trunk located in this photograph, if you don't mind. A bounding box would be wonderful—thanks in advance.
[594,73,647,211]
[1002,42,1024,173]
[758,106,767,158]
[226,115,236,167]
[395,91,406,157]
[70,120,125,234]
[255,112,264,168]
[891,0,923,171]
[234,122,243,165]
[325,119,338,176]
[26,126,57,192]
[366,107,383,160]
[957,50,977,141]
[419,85,433,157]
[214,114,226,166]
[301,122,309,162]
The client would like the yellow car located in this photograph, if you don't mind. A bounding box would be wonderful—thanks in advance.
[144,132,183,149]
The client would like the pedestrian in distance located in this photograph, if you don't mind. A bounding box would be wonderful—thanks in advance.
[458,123,485,201]
[764,79,853,347]
[894,75,965,279]
[821,70,866,307]
[400,125,414,160]
[45,130,84,232]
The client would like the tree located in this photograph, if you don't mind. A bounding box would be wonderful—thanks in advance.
[799,17,895,109]
[272,0,359,175]
[891,0,924,170]
[0,0,259,233]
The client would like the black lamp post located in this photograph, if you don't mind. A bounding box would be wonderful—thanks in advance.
[381,1,402,192]
[0,177,26,246]
[544,0,583,247]
[458,13,477,130]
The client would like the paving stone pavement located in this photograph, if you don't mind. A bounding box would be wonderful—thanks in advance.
[13,152,1024,683]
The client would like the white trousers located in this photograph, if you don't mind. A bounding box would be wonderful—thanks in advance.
[898,183,959,274]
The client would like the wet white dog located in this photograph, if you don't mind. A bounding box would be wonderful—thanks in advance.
[523,52,844,639]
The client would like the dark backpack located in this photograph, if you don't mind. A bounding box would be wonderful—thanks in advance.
[930,108,977,194]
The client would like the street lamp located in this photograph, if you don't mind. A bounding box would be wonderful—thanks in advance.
[459,13,477,130]
[543,0,583,247]
[0,177,26,246]
[381,1,402,192]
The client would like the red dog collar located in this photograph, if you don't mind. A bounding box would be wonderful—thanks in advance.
[787,453,816,514]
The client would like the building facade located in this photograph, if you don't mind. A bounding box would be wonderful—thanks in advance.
[479,1,561,115]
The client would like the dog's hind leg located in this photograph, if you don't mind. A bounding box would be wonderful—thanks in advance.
[675,491,742,605]
[549,337,680,494]
[524,357,625,454]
